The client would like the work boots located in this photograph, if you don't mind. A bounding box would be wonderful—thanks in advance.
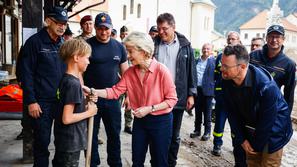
[211,145,222,156]
[190,127,201,138]
[201,126,211,141]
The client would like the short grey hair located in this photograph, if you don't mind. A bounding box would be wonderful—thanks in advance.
[227,31,240,39]
[123,31,154,58]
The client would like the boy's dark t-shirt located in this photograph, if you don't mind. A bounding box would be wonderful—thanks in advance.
[54,73,87,152]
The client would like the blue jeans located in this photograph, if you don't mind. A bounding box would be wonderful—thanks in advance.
[194,87,213,134]
[133,113,172,167]
[168,109,184,167]
[91,99,122,167]
[31,101,56,167]
[213,95,228,146]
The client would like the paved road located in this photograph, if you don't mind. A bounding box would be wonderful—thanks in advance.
[0,113,297,167]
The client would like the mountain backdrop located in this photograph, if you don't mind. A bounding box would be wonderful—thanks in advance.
[213,0,297,34]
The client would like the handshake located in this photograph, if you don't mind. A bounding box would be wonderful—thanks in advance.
[83,86,98,103]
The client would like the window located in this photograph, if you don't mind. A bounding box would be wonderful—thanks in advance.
[244,33,248,39]
[292,36,296,43]
[130,0,134,14]
[204,17,209,30]
[262,33,265,38]
[137,4,141,18]
[256,33,260,37]
[123,5,127,20]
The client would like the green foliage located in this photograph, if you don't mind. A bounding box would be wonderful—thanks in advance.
[213,0,297,34]
[193,48,200,59]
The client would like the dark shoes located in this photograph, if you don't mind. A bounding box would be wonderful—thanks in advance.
[124,127,132,134]
[211,145,222,156]
[190,131,201,138]
[16,130,24,140]
[98,138,104,145]
[201,133,210,141]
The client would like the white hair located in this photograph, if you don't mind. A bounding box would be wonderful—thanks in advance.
[123,31,154,57]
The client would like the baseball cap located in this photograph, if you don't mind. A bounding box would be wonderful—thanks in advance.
[267,25,285,35]
[64,25,73,35]
[120,26,128,33]
[149,26,158,32]
[47,6,68,23]
[95,13,112,28]
[111,29,117,35]
[80,15,92,26]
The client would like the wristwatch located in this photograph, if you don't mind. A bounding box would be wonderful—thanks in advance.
[151,105,155,112]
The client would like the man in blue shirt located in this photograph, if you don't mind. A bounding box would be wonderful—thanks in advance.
[83,12,129,167]
[21,6,68,166]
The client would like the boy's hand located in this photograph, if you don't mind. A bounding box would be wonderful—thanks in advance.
[88,102,98,117]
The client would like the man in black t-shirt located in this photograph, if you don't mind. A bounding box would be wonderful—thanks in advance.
[83,13,129,167]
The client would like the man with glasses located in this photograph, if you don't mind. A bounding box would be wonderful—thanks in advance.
[222,44,292,166]
[153,13,197,167]
[20,6,68,166]
[250,25,296,114]
[83,12,129,167]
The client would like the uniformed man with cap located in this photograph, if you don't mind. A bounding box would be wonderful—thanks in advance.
[77,15,94,40]
[250,24,296,113]
[149,25,158,39]
[83,12,129,167]
[20,6,68,166]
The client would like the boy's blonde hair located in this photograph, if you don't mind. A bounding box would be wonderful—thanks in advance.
[59,39,92,62]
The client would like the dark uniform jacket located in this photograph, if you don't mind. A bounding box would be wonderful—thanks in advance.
[250,44,296,112]
[153,32,197,109]
[223,65,292,153]
[21,27,66,104]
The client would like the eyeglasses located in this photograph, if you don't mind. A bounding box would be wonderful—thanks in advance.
[157,26,172,32]
[50,18,67,26]
[267,35,283,40]
[221,64,240,71]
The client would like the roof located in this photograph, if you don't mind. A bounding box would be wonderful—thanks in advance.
[191,0,216,8]
[240,10,297,33]
[240,10,268,29]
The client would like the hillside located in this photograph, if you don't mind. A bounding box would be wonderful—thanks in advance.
[213,0,297,34]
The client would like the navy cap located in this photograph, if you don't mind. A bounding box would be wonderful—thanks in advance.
[267,25,285,35]
[149,25,158,32]
[47,6,68,22]
[95,13,112,28]
[111,29,117,35]
[120,26,128,33]
[64,25,73,35]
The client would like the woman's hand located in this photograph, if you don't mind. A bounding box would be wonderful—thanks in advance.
[82,85,91,95]
[133,106,152,118]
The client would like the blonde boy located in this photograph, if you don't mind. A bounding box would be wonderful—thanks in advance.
[52,39,97,167]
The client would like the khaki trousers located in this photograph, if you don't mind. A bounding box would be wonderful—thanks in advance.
[246,148,283,167]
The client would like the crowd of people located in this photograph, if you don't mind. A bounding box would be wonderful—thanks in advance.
[16,5,296,167]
